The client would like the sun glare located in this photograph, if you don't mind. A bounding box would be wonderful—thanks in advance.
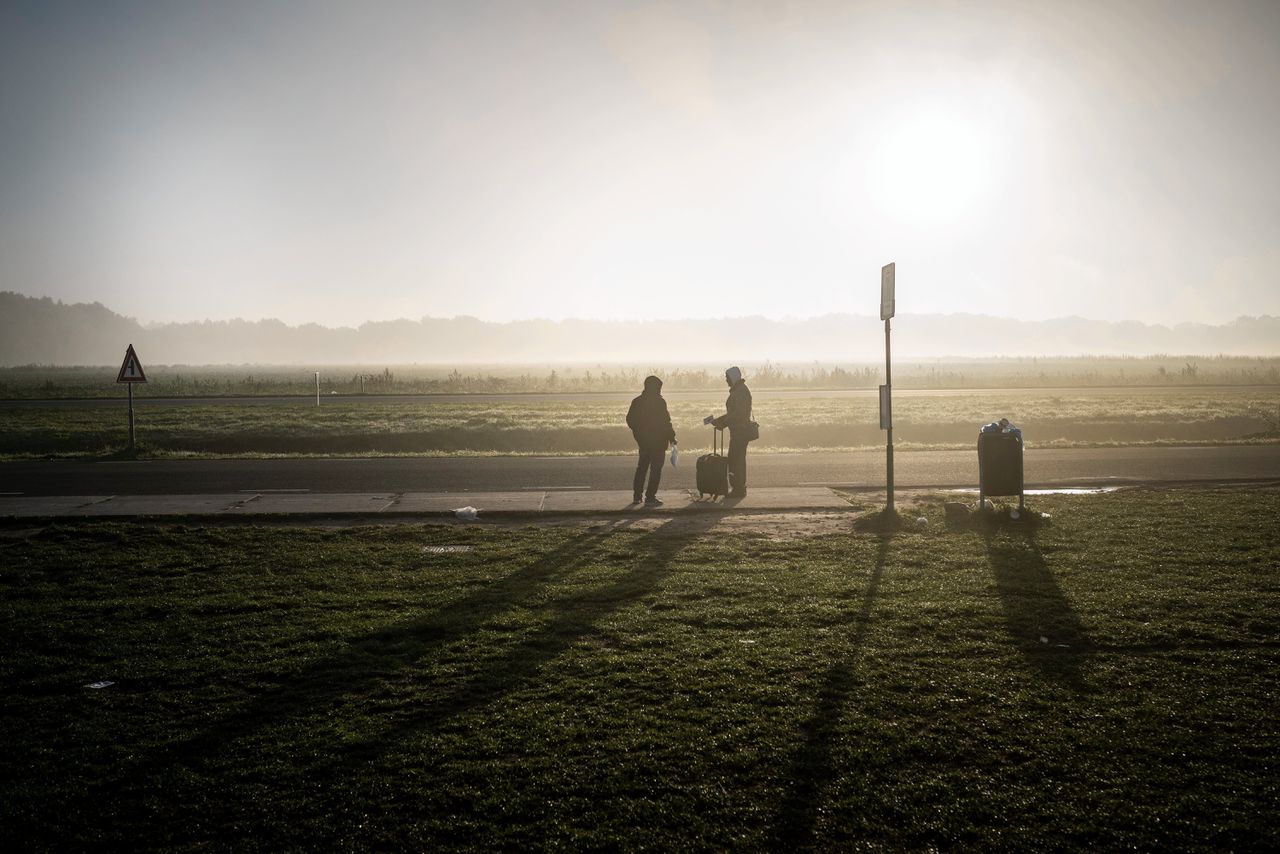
[866,108,995,226]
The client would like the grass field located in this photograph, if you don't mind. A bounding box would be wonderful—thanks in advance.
[2,488,1276,849]
[2,388,1277,458]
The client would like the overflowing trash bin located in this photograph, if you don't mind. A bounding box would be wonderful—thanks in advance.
[978,419,1024,510]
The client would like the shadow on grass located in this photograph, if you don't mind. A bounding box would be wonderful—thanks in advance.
[772,532,890,848]
[67,512,722,841]
[985,529,1091,692]
[328,511,723,769]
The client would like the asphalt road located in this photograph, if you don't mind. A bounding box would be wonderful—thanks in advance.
[3,385,1270,408]
[2,446,1277,496]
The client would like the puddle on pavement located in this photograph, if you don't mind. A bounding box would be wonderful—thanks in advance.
[1025,487,1121,495]
[947,487,1120,496]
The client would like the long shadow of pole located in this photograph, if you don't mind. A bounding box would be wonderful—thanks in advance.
[772,533,890,848]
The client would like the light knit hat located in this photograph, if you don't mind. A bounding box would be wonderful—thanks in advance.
[725,366,743,383]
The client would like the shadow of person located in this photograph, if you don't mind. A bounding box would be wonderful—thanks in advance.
[70,512,724,839]
[985,529,1092,692]
[329,510,724,767]
[772,532,890,848]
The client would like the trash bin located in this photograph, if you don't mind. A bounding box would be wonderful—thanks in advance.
[978,420,1024,510]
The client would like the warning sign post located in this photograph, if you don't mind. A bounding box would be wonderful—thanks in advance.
[116,344,147,449]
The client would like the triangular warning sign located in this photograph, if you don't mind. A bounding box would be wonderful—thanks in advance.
[116,344,148,383]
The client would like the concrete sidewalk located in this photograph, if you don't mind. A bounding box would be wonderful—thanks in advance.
[0,487,854,519]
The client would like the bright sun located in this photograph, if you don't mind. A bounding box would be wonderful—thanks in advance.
[865,108,995,225]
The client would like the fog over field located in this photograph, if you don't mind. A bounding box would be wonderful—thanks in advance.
[6,3,1279,367]
[3,292,1278,367]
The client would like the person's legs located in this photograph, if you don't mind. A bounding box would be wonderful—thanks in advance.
[645,445,665,500]
[728,431,748,495]
[633,445,650,501]
[635,444,665,501]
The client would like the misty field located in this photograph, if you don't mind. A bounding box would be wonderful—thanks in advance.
[2,488,1276,849]
[1,387,1277,458]
[3,356,1279,399]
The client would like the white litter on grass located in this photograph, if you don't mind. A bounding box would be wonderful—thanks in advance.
[85,681,115,689]
[453,506,480,521]
[916,517,928,527]
[1039,636,1049,645]
[739,639,756,644]
[422,545,474,554]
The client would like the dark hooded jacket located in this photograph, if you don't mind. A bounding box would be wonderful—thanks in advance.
[713,379,752,431]
[626,376,676,447]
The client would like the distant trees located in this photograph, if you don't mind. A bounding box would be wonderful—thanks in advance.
[2,356,1279,399]
[7,290,1280,367]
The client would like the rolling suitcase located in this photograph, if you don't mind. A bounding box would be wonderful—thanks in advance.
[697,427,730,498]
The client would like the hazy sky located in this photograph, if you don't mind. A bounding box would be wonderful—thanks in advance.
[3,0,1278,328]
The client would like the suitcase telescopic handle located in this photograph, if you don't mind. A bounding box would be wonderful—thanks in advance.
[713,424,724,455]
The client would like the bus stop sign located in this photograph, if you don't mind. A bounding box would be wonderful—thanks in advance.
[880,262,895,321]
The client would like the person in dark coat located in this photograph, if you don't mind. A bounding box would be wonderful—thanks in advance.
[710,365,752,497]
[626,375,676,506]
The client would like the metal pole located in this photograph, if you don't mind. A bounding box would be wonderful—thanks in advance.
[128,382,135,451]
[315,371,320,407]
[885,316,894,512]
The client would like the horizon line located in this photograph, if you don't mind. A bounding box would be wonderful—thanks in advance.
[6,293,1270,331]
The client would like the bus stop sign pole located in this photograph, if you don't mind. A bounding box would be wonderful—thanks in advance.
[880,263,895,512]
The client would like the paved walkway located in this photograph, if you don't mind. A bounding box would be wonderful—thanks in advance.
[0,487,855,519]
